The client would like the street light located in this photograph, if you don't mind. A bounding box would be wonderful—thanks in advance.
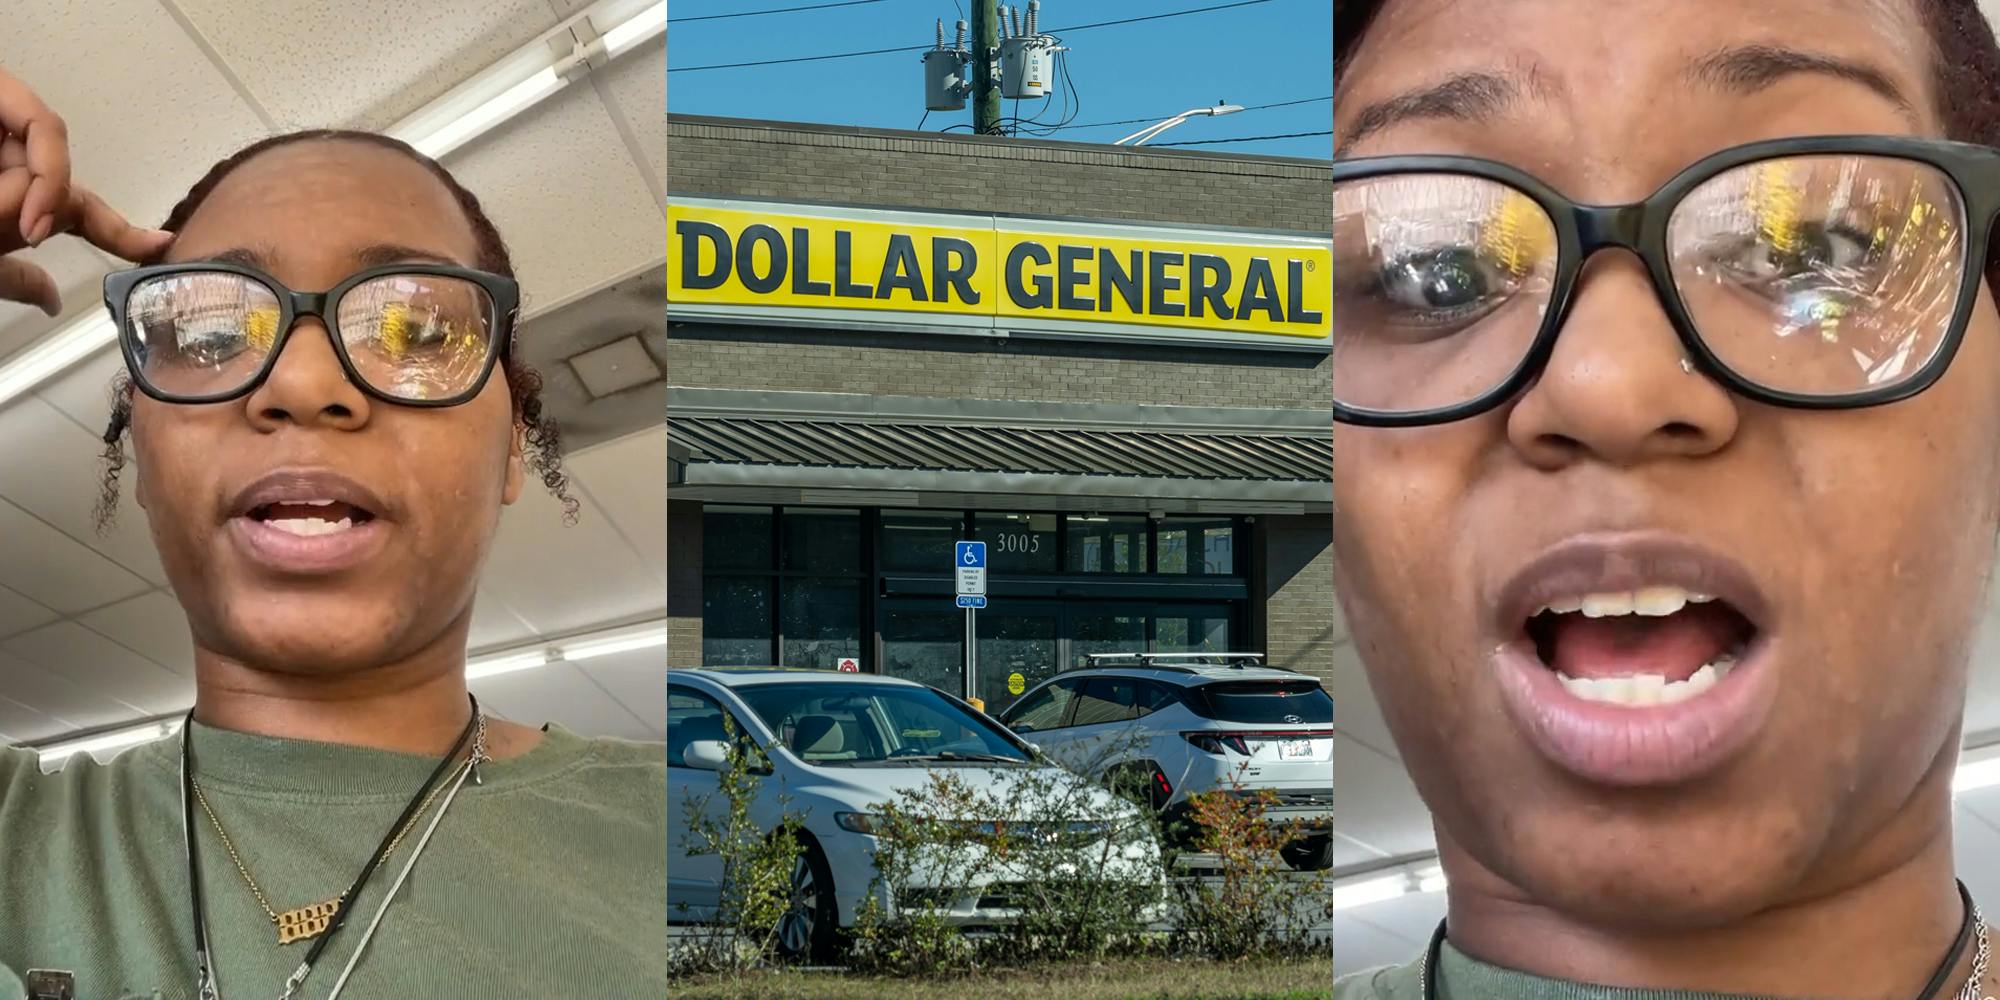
[1114,103,1245,146]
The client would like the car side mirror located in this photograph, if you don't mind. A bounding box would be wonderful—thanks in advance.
[683,740,729,770]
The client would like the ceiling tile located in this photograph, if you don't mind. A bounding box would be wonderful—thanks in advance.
[2,1,267,225]
[0,499,150,614]
[1335,734,1437,860]
[448,80,663,312]
[32,348,125,433]
[567,426,667,585]
[469,587,542,650]
[0,395,168,585]
[1333,829,1392,870]
[0,691,66,745]
[170,0,562,130]
[0,240,112,366]
[1343,889,1446,953]
[597,39,665,200]
[1333,913,1423,979]
[0,586,60,642]
[577,647,665,736]
[0,647,139,733]
[77,590,195,675]
[480,477,665,635]
[2,622,192,715]
[473,659,653,740]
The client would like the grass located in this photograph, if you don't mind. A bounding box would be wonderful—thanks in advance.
[670,956,1327,1000]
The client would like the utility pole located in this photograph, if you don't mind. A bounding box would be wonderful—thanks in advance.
[971,0,1001,134]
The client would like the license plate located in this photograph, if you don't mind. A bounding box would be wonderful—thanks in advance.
[1277,740,1313,760]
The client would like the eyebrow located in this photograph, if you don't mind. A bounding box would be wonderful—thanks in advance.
[1338,44,1919,154]
[1684,44,1917,122]
[1341,70,1536,152]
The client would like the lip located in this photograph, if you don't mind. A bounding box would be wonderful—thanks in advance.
[223,468,393,576]
[1486,533,1781,787]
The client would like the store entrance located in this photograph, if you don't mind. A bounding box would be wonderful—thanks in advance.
[878,599,1240,714]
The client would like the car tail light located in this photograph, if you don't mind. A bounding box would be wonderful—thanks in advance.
[1183,732,1252,755]
[1152,768,1172,799]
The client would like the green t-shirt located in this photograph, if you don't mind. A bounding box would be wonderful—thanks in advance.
[0,720,667,999]
[1337,940,1801,1000]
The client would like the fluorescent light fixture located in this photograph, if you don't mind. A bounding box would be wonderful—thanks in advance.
[0,314,115,412]
[35,716,179,767]
[463,617,668,679]
[0,0,665,410]
[602,1,667,57]
[559,623,668,661]
[1331,872,1409,911]
[1955,742,2000,795]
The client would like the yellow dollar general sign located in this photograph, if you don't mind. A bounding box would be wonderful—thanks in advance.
[667,198,1330,348]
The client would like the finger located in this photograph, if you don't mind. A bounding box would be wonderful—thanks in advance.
[0,164,31,256]
[0,68,69,243]
[0,136,24,170]
[0,256,60,316]
[64,185,172,262]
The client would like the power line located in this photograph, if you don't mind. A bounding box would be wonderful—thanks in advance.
[1050,96,1332,132]
[669,0,888,23]
[1151,130,1332,147]
[670,0,1282,73]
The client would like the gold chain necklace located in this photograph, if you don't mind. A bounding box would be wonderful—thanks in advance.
[188,712,487,946]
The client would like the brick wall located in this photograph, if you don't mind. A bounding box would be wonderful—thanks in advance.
[1259,514,1337,687]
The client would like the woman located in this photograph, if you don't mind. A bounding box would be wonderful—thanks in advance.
[1333,0,2000,997]
[0,69,665,998]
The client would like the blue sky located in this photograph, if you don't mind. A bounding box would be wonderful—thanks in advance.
[667,0,1331,159]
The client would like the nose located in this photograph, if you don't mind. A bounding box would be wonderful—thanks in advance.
[1505,254,1739,468]
[241,317,372,432]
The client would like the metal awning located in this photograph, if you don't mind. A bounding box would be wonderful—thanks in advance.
[668,415,1331,507]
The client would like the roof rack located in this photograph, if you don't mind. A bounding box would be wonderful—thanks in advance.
[1077,652,1271,673]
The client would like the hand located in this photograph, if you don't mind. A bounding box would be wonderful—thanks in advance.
[0,67,172,317]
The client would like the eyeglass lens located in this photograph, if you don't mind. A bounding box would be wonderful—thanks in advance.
[122,272,499,402]
[1330,155,1968,415]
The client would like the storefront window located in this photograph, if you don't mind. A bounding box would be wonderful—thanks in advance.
[702,577,773,665]
[1065,515,1150,574]
[882,510,965,572]
[881,605,962,693]
[780,579,861,668]
[704,505,773,571]
[1156,610,1232,653]
[1158,517,1238,575]
[1070,610,1146,669]
[974,511,1059,573]
[782,507,861,574]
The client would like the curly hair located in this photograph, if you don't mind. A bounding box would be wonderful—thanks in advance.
[94,129,576,531]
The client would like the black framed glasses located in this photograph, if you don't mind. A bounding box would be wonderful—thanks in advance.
[103,262,519,406]
[1331,135,2000,426]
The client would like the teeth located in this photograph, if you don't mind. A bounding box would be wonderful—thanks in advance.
[1557,657,1738,707]
[1541,586,1715,619]
[268,517,353,537]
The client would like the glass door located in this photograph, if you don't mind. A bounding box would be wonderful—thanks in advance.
[976,606,1061,713]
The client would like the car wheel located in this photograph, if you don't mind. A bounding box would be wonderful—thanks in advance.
[776,835,842,964]
[1279,832,1333,871]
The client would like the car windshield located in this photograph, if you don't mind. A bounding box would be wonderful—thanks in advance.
[732,682,1035,767]
[1186,680,1333,724]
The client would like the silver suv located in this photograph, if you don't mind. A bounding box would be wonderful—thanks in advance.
[995,653,1334,870]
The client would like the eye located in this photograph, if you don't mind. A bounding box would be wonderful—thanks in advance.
[1714,222,1876,287]
[1368,245,1519,328]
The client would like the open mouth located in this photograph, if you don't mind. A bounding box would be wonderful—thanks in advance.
[244,498,378,537]
[1523,585,1759,708]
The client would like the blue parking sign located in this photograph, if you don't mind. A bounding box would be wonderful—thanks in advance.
[955,541,986,568]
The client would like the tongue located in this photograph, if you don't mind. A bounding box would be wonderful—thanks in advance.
[1547,603,1742,681]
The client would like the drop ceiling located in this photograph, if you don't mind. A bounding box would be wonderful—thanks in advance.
[0,0,666,744]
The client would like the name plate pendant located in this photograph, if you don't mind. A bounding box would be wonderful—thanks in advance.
[274,898,342,945]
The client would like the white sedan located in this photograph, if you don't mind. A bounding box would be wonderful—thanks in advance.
[667,668,1163,962]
